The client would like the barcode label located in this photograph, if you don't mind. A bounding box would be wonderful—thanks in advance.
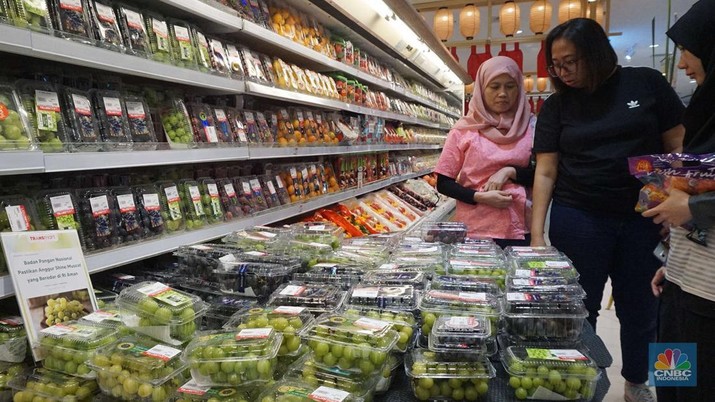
[125,101,146,119]
[103,97,123,116]
[90,195,110,217]
[95,3,116,23]
[50,194,75,217]
[72,93,92,116]
[116,194,136,213]
[6,205,30,232]
[142,193,160,211]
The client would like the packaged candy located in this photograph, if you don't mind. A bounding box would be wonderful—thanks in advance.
[0,83,34,151]
[156,180,185,232]
[50,0,91,40]
[89,0,122,50]
[144,12,173,64]
[124,95,157,145]
[91,89,132,146]
[160,97,194,148]
[8,0,53,31]
[61,87,101,150]
[117,4,150,56]
[16,80,69,152]
[168,19,198,70]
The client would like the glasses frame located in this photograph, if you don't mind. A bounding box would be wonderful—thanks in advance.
[547,58,581,78]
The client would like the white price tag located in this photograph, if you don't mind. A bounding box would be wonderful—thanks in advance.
[50,194,75,217]
[513,269,533,278]
[352,287,379,298]
[545,261,571,268]
[214,109,227,122]
[204,126,218,143]
[308,386,350,402]
[142,193,161,211]
[125,101,146,119]
[188,186,201,201]
[236,328,272,340]
[224,183,236,197]
[95,3,115,23]
[307,224,326,231]
[6,205,30,232]
[116,194,136,213]
[40,324,74,336]
[59,0,82,12]
[103,97,123,116]
[142,344,181,361]
[241,182,251,195]
[272,306,306,315]
[207,183,219,197]
[279,285,306,296]
[178,380,210,396]
[275,176,285,189]
[547,349,588,361]
[137,282,170,297]
[124,9,143,30]
[266,181,276,194]
[446,316,478,329]
[506,293,529,301]
[249,179,262,192]
[258,231,277,238]
[82,311,120,323]
[459,292,487,302]
[173,25,190,42]
[36,90,60,112]
[90,195,110,217]
[165,186,180,202]
[72,93,92,116]
[512,279,532,286]
[354,317,389,332]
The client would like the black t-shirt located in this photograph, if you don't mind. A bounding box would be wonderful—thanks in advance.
[533,66,685,214]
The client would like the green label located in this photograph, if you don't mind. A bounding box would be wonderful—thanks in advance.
[192,200,204,216]
[154,288,190,307]
[180,42,192,60]
[526,261,547,268]
[168,200,182,220]
[36,110,57,132]
[210,198,222,216]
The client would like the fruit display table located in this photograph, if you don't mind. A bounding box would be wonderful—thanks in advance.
[377,322,613,402]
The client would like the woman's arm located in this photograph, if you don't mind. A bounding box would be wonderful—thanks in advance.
[662,124,685,153]
[643,188,715,229]
[530,152,559,246]
[437,174,477,205]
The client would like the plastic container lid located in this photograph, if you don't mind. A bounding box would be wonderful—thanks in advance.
[430,275,502,295]
[509,258,580,280]
[257,380,366,402]
[506,278,586,297]
[362,270,426,288]
[284,353,379,397]
[223,306,315,356]
[0,316,26,363]
[428,316,496,355]
[175,380,253,402]
[504,293,588,318]
[118,281,206,319]
[347,285,418,310]
[421,222,467,244]
[183,329,282,386]
[293,263,364,290]
[221,227,288,248]
[39,321,119,377]
[505,246,563,258]
[268,283,347,314]
[299,313,398,354]
[405,349,495,380]
[419,289,502,316]
[341,307,416,353]
[9,368,98,402]
[501,346,600,378]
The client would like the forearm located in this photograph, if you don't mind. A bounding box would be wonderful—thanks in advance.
[436,174,477,205]
[530,153,559,241]
[513,166,534,187]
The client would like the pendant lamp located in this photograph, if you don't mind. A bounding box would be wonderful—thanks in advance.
[459,4,480,40]
[537,77,549,92]
[434,7,454,42]
[529,0,552,35]
[588,0,606,28]
[524,75,534,93]
[499,1,520,37]
[558,0,583,24]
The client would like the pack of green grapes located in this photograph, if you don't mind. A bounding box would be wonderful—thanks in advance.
[361,270,427,289]
[88,335,187,401]
[375,353,403,394]
[182,328,282,387]
[174,379,255,402]
[0,361,27,400]
[298,314,398,378]
[9,368,99,402]
[0,83,34,151]
[500,346,600,401]
[446,258,508,290]
[508,257,581,282]
[289,222,344,250]
[38,321,119,377]
[405,349,495,402]
[221,227,291,251]
[342,307,416,353]
[257,380,367,402]
[116,281,207,345]
[504,245,563,259]
[0,316,26,363]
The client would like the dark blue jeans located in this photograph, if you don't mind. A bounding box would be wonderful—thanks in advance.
[549,201,662,384]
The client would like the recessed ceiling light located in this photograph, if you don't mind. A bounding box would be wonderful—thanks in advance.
[625,55,632,60]
[649,44,660,48]
[690,79,697,83]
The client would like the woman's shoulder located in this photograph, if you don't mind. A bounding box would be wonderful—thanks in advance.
[618,66,669,84]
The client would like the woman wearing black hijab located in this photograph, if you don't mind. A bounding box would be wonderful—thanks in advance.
[643,1,715,400]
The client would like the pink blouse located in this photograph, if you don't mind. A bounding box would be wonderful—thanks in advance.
[435,117,535,240]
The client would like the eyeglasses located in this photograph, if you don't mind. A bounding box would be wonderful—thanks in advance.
[547,58,580,78]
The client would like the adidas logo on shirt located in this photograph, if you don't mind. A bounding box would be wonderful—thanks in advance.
[627,100,640,109]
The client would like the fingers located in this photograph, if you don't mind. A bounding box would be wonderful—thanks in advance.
[651,267,666,297]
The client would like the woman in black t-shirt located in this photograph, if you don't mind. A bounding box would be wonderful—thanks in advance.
[531,18,684,402]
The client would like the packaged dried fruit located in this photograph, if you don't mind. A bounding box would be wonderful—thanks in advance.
[91,89,132,146]
[16,80,69,152]
[89,0,122,50]
[123,95,156,145]
[133,184,166,238]
[117,4,150,56]
[0,83,35,151]
[144,12,173,64]
[168,19,198,70]
[156,180,186,232]
[50,0,91,40]
[61,87,100,150]
[160,96,194,148]
[9,0,53,31]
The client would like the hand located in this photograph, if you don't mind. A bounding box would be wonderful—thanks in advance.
[474,190,513,208]
[642,188,692,227]
[651,267,666,297]
[531,235,546,247]
[482,167,516,191]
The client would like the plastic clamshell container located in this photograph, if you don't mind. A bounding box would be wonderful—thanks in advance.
[50,0,92,40]
[90,0,123,50]
[76,188,119,251]
[144,12,173,64]
[257,380,366,402]
[505,246,563,259]
[117,4,151,56]
[362,270,426,288]
[503,293,588,342]
[421,222,467,244]
[347,285,418,310]
[92,89,132,147]
[8,0,54,31]
[317,248,389,270]
[132,184,166,239]
[168,19,198,70]
[210,255,296,300]
[405,349,495,402]
[89,335,187,400]
[293,263,364,290]
[0,316,26,363]
[284,353,379,399]
[182,328,282,386]
[35,190,82,232]
[223,306,315,357]
[178,179,208,230]
[268,283,348,315]
[0,83,35,150]
[0,195,42,233]
[222,226,288,250]
[341,307,416,353]
[156,181,186,232]
[501,346,601,401]
[174,380,254,402]
[111,187,144,244]
[16,79,69,152]
[62,87,101,150]
[9,368,98,402]
[418,289,502,339]
[191,28,213,74]
[77,307,126,332]
[506,278,586,297]
[38,321,119,377]
[197,177,225,224]
[430,275,502,295]
[0,361,27,392]
[124,95,156,146]
[160,97,195,148]
[375,353,402,394]
[290,222,344,249]
[509,258,580,280]
[428,315,497,355]
[116,281,208,345]
[215,178,244,221]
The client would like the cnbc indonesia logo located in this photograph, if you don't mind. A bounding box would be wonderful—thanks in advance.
[650,344,696,387]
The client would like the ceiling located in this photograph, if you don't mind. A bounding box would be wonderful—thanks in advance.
[411,0,699,100]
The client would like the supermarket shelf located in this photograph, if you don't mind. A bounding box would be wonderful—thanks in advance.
[156,0,243,33]
[0,151,45,176]
[43,147,250,173]
[0,24,244,95]
[0,169,430,299]
[247,143,441,159]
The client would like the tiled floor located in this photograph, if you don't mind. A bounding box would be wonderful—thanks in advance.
[596,280,657,402]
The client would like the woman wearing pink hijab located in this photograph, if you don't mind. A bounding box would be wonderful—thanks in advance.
[435,56,535,247]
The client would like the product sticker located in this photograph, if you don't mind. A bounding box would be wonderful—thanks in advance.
[272,306,306,315]
[266,181,276,194]
[526,348,588,361]
[445,316,478,329]
[235,328,272,340]
[103,97,122,117]
[164,186,183,220]
[81,311,120,323]
[137,282,190,307]
[506,293,529,302]
[279,285,306,296]
[526,260,570,269]
[6,205,30,232]
[249,178,262,192]
[59,0,82,12]
[72,93,92,116]
[188,186,204,216]
[313,263,337,268]
[280,109,289,120]
[224,183,236,197]
[307,224,326,231]
[244,111,255,124]
[516,252,540,257]
[207,183,219,197]
[296,110,304,122]
[142,193,161,211]
[125,101,146,119]
[352,287,379,298]
[0,316,22,326]
[177,380,210,396]
[95,3,115,23]
[123,9,143,30]
[142,344,181,361]
[90,195,110,217]
[245,251,267,256]
[275,175,285,188]
[258,231,277,238]
[40,324,74,336]
[290,167,298,178]
[35,90,60,132]
[513,269,534,278]
[173,25,192,60]
[116,194,136,213]
[242,182,251,195]
[354,317,389,332]
[511,279,532,286]
[137,281,170,296]
[308,386,350,402]
[152,19,169,51]
[214,109,227,122]
[302,168,309,181]
[378,263,398,270]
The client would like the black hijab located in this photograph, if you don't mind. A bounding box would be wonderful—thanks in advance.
[666,0,715,154]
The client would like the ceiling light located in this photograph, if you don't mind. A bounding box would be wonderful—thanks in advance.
[649,44,659,48]
[625,55,632,61]
[516,29,523,34]
[587,0,597,2]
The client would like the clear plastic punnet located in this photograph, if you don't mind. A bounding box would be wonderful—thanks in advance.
[341,307,416,353]
[133,184,166,238]
[506,277,586,297]
[156,180,186,232]
[362,270,427,288]
[215,178,244,221]
[9,368,99,402]
[62,87,101,151]
[222,226,289,250]
[90,0,123,50]
[145,12,173,64]
[421,221,468,244]
[88,335,187,401]
[0,195,42,234]
[0,83,35,151]
[504,246,563,259]
[198,177,225,224]
[75,188,119,251]
[446,258,509,289]
[178,179,208,230]
[38,321,119,377]
[298,314,398,377]
[111,186,144,244]
[418,289,502,341]
[168,19,198,70]
[92,89,132,148]
[116,281,208,344]
[501,346,601,401]
[347,285,418,310]
[223,306,315,357]
[503,293,589,342]
[50,0,92,40]
[160,97,194,148]
[292,263,364,290]
[35,190,82,233]
[0,316,26,363]
[428,315,496,355]
[0,361,27,396]
[257,380,367,402]
[182,328,282,386]
[117,4,150,56]
[174,380,254,402]
[405,349,495,402]
[508,257,580,281]
[123,95,156,146]
[16,79,70,152]
[290,221,344,250]
[267,282,348,315]
[284,353,379,400]
[429,275,502,295]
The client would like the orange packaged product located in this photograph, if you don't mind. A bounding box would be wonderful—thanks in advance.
[272,108,299,147]
[322,162,340,193]
[278,165,304,203]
